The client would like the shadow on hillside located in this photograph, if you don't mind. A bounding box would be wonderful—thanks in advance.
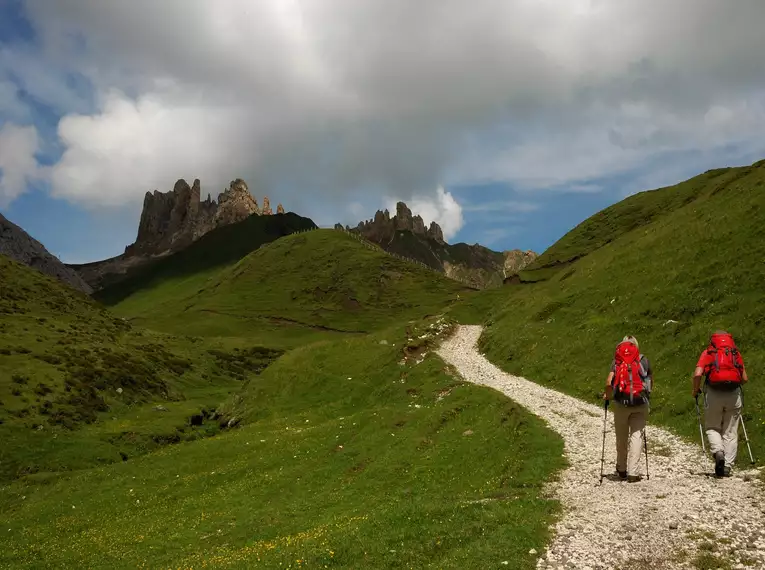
[93,213,316,306]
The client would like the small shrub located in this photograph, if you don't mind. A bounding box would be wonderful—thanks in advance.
[34,383,53,397]
[12,374,29,385]
[36,354,62,365]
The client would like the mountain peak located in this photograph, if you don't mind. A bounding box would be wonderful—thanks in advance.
[127,177,282,257]
[350,201,446,244]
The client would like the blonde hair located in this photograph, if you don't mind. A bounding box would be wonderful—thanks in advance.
[622,335,639,349]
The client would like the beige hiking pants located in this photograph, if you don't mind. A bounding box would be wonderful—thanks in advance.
[612,402,647,476]
[704,387,742,466]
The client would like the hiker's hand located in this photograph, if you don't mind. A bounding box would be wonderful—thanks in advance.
[692,388,700,398]
[602,392,608,401]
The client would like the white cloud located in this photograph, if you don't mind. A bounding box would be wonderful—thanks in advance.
[386,186,464,241]
[0,123,41,205]
[3,0,765,216]
[48,90,251,207]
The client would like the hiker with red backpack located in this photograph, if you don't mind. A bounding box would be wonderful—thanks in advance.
[603,335,653,482]
[692,330,749,477]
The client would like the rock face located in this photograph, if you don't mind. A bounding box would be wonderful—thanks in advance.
[503,249,538,276]
[0,212,93,294]
[71,177,287,291]
[341,201,537,289]
[127,178,262,257]
[352,202,447,245]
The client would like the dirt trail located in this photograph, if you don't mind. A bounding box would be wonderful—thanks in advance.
[437,325,765,570]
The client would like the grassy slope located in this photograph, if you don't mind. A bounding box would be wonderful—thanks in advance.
[1,231,568,568]
[519,165,753,280]
[0,256,281,481]
[479,159,765,459]
[1,318,565,570]
[110,229,473,343]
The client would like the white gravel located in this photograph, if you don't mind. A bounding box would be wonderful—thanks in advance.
[437,325,765,570]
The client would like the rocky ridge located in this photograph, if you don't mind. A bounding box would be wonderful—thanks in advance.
[0,212,93,294]
[339,202,537,289]
[71,178,285,290]
[126,178,282,256]
[348,202,446,244]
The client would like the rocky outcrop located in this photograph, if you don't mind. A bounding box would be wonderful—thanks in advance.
[341,201,536,289]
[503,249,537,276]
[71,177,287,291]
[0,212,93,294]
[352,202,447,246]
[215,179,261,227]
[126,178,262,257]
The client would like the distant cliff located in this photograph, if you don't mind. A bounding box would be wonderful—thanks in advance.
[339,202,537,289]
[0,212,93,294]
[70,178,286,291]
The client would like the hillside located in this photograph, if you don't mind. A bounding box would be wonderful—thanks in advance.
[0,251,566,568]
[107,229,474,342]
[477,158,765,459]
[1,211,93,293]
[517,164,759,282]
[0,255,282,481]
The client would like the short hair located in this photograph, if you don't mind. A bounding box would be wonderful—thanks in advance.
[622,335,639,349]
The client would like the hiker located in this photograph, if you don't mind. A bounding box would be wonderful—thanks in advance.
[692,330,748,477]
[603,335,653,482]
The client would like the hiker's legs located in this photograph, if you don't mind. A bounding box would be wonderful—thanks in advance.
[627,405,647,477]
[704,390,725,456]
[721,390,742,467]
[612,404,629,472]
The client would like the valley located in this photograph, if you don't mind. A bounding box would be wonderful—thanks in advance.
[1,159,765,568]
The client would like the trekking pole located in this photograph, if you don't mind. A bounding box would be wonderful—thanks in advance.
[643,428,650,480]
[740,387,755,465]
[740,415,755,465]
[599,399,609,485]
[695,394,706,454]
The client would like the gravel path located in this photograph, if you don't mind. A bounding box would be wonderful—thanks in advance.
[437,325,765,570]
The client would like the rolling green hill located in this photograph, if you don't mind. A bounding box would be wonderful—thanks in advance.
[8,156,765,568]
[107,229,474,344]
[478,158,765,460]
[517,163,763,282]
[0,253,565,568]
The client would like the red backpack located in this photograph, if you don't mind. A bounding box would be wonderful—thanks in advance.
[612,341,647,405]
[704,332,743,386]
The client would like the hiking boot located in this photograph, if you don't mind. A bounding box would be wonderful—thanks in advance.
[616,470,627,480]
[627,475,641,483]
[714,452,725,477]
[723,465,732,477]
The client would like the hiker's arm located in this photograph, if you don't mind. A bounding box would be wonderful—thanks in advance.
[604,371,614,400]
[742,366,749,383]
[692,366,704,397]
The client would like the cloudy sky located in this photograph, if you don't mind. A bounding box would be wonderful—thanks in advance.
[2,0,765,263]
